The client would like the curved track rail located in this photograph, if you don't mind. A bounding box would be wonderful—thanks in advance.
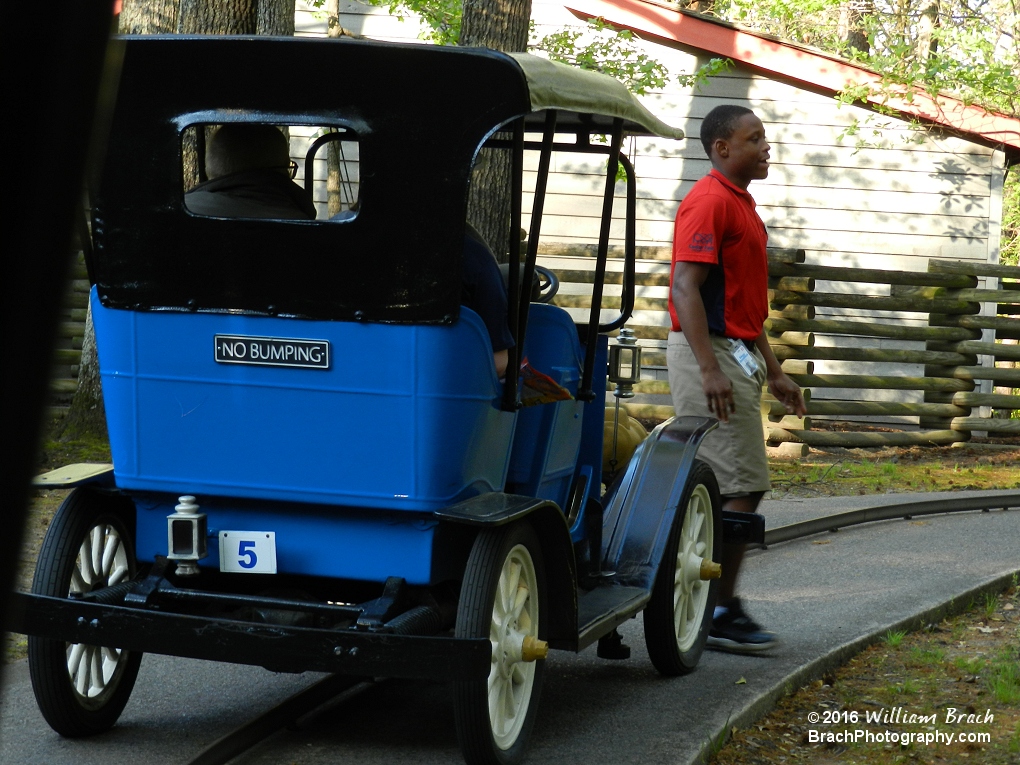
[761,491,1020,547]
[181,491,1020,765]
[185,675,375,765]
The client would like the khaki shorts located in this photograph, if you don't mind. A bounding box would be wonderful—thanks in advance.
[667,331,770,496]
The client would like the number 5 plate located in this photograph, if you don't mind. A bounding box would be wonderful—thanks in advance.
[219,531,277,574]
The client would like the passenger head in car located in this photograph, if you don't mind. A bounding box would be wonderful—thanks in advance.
[205,124,288,179]
[185,124,317,220]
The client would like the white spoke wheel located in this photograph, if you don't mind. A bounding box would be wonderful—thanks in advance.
[28,488,142,737]
[644,460,721,675]
[454,522,547,765]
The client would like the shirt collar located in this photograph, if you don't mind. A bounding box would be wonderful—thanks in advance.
[707,168,756,206]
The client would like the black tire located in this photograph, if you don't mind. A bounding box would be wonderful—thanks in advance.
[28,487,142,737]
[643,460,721,676]
[453,522,547,765]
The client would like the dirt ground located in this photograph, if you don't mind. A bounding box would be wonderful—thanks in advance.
[710,585,1020,764]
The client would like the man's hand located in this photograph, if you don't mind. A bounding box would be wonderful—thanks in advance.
[702,366,735,423]
[767,372,806,416]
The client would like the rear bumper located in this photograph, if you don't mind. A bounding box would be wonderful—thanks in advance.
[5,592,490,682]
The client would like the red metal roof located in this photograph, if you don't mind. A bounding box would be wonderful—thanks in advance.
[565,0,1020,155]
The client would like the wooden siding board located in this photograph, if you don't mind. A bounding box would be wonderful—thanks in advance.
[523,175,992,218]
[524,191,990,238]
[531,215,990,257]
[531,224,990,260]
[629,158,993,196]
[293,0,1001,336]
[524,143,992,178]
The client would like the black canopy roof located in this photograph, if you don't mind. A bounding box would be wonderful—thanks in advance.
[92,36,682,323]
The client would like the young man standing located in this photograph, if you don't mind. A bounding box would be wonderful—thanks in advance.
[668,105,806,653]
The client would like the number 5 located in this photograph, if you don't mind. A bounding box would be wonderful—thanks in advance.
[238,540,258,569]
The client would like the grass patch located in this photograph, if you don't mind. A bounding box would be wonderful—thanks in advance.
[38,433,111,472]
[767,444,1020,497]
[988,647,1020,705]
[712,585,1020,765]
[955,656,985,674]
[986,591,1001,618]
[907,645,946,666]
[882,628,907,648]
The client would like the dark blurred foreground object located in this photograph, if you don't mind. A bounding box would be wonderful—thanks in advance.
[1,0,116,686]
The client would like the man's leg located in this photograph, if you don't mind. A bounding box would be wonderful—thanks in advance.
[718,491,764,601]
[667,333,776,652]
[709,488,776,653]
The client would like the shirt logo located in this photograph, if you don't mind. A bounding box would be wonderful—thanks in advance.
[689,233,714,253]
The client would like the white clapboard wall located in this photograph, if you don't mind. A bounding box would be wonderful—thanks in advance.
[295,1,1002,270]
[293,0,1006,411]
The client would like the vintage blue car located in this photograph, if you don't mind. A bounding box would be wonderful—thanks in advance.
[13,35,724,765]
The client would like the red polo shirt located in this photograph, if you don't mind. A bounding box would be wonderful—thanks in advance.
[669,169,769,341]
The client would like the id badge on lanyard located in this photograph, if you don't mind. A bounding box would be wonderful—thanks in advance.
[728,338,760,377]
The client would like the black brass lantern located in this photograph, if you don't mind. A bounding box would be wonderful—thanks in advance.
[608,327,642,398]
[606,328,643,475]
[167,495,208,577]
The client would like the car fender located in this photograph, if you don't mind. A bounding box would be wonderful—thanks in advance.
[435,494,577,647]
[601,416,717,589]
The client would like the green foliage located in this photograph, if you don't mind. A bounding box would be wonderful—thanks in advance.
[719,0,849,52]
[677,56,734,92]
[533,19,668,94]
[345,2,731,96]
[353,0,462,44]
[531,19,732,95]
[718,0,1019,116]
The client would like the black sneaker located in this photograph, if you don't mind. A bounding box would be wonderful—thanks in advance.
[706,598,778,654]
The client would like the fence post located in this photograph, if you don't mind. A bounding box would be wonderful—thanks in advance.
[921,262,980,435]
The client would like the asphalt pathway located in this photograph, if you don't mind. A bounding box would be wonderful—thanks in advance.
[2,489,1018,765]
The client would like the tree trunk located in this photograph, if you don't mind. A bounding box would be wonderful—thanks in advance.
[179,0,257,34]
[177,1,294,37]
[460,0,531,260]
[67,0,297,443]
[119,0,178,33]
[916,0,941,64]
[59,301,108,442]
[57,204,105,442]
[460,0,530,51]
[840,0,872,55]
[258,0,294,35]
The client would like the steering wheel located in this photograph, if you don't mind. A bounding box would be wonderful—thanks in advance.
[533,265,560,304]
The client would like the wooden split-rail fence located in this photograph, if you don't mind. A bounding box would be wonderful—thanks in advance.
[52,249,1020,452]
[537,243,1020,453]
